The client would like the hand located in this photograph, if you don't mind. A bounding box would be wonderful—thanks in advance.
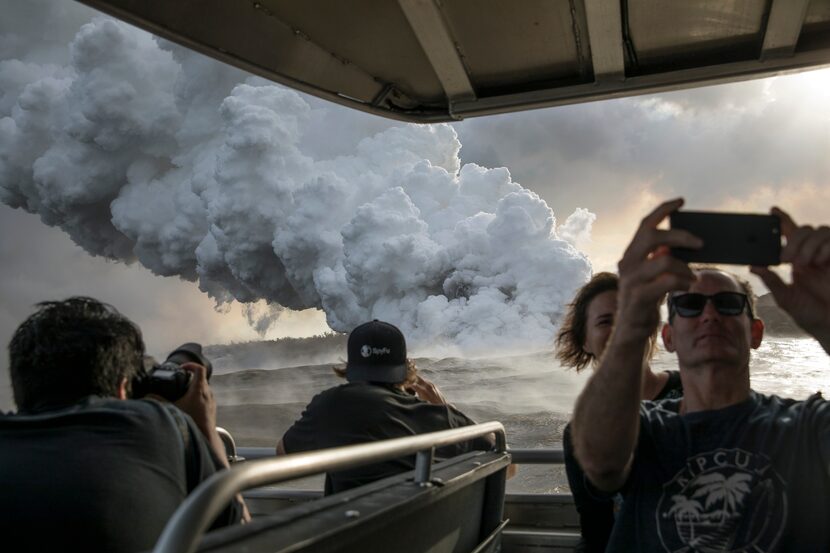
[616,199,701,338]
[404,375,448,405]
[174,363,217,439]
[751,208,830,344]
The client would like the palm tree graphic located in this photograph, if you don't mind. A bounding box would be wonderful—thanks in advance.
[668,495,704,543]
[691,472,753,523]
[668,495,703,520]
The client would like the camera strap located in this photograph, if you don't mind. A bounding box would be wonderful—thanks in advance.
[172,409,192,457]
[163,405,199,491]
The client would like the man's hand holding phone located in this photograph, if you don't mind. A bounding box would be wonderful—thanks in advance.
[750,208,830,352]
[616,198,700,340]
[665,204,830,352]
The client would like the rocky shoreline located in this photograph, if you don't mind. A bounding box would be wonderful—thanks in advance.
[755,293,806,337]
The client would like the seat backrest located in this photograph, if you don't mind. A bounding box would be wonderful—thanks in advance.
[196,450,510,553]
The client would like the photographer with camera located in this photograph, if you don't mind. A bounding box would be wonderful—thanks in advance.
[0,297,248,553]
[571,199,830,551]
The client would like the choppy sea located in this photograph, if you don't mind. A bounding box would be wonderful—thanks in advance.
[213,336,827,493]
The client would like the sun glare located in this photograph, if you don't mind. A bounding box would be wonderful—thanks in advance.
[780,67,830,116]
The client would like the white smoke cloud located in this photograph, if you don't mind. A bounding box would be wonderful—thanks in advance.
[242,303,285,336]
[0,2,594,352]
[557,207,596,250]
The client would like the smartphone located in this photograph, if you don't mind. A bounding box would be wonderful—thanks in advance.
[670,211,781,266]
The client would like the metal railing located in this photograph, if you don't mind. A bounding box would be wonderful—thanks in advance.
[216,427,244,463]
[152,421,506,553]
[237,446,564,465]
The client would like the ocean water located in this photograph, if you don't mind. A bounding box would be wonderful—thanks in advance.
[745,337,829,398]
[212,335,828,493]
[650,336,829,399]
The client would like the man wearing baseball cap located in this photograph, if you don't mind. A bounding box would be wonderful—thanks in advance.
[276,320,493,495]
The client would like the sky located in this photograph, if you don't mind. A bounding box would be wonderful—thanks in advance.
[1,1,829,408]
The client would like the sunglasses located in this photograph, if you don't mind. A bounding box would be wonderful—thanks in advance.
[669,292,752,319]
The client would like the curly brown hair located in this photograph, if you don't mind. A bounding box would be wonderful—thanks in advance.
[556,273,661,371]
[555,273,619,372]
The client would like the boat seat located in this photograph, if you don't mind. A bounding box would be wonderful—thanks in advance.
[502,527,581,552]
[195,450,510,553]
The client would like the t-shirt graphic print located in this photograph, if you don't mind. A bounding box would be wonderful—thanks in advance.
[657,448,787,552]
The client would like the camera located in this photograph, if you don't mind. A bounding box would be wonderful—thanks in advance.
[131,343,213,401]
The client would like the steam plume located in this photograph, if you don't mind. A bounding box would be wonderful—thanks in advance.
[0,2,593,352]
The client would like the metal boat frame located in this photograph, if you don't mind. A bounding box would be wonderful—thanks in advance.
[153,423,523,553]
[77,0,830,122]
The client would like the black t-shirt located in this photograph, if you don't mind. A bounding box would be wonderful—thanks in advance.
[607,391,830,552]
[0,396,242,553]
[282,382,493,494]
[563,370,683,553]
[657,369,683,400]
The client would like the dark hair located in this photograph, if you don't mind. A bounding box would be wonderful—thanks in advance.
[556,272,661,371]
[555,272,619,372]
[8,297,145,411]
[666,266,758,323]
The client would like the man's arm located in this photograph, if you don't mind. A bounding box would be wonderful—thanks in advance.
[175,363,251,522]
[405,374,450,406]
[275,396,321,456]
[751,209,830,354]
[572,199,700,491]
[175,363,229,468]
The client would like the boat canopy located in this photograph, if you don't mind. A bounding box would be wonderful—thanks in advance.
[77,0,830,122]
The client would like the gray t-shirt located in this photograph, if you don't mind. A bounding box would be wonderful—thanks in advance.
[0,396,242,552]
[283,382,493,494]
[607,391,830,552]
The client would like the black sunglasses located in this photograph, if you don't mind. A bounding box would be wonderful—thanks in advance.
[669,292,752,319]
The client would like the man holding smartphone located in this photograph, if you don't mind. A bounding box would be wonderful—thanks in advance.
[571,199,830,552]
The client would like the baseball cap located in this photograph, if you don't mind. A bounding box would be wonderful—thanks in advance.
[346,320,407,383]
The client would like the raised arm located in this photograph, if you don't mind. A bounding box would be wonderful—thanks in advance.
[404,374,450,406]
[175,363,229,468]
[571,199,699,491]
[175,362,251,522]
[751,209,830,355]
[407,374,518,478]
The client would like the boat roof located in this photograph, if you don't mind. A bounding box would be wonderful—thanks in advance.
[77,0,830,122]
